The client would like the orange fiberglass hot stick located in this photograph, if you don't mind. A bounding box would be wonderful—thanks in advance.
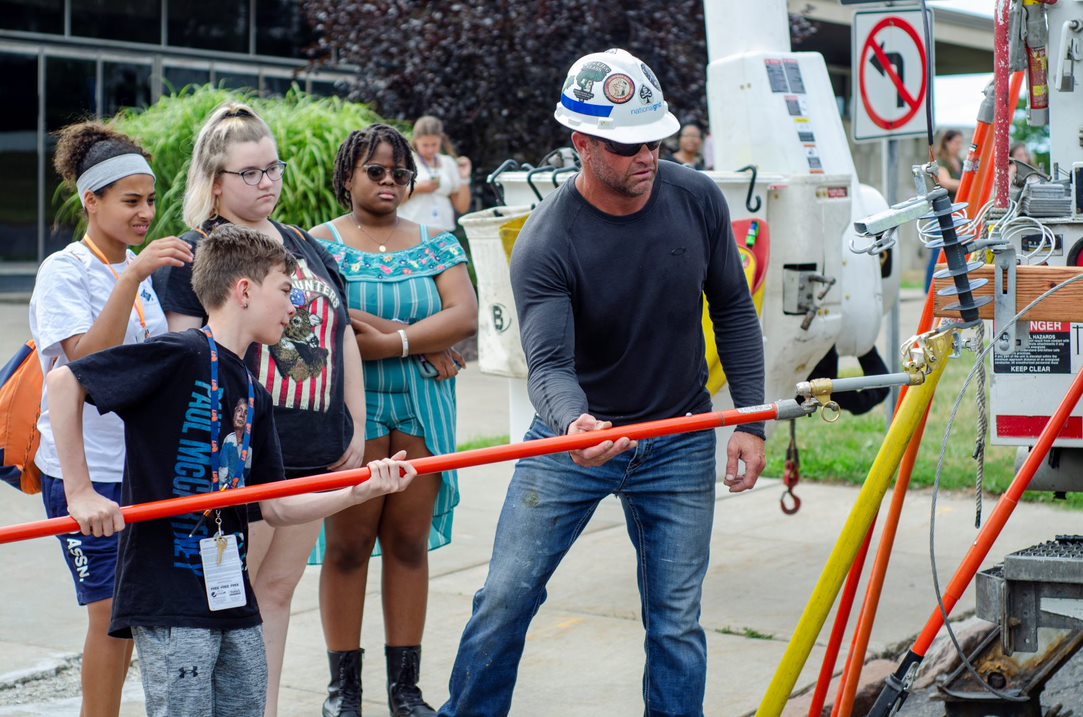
[0,401,803,546]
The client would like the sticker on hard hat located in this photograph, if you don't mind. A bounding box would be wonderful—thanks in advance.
[603,74,635,104]
[561,94,614,117]
[640,63,661,91]
[630,101,664,116]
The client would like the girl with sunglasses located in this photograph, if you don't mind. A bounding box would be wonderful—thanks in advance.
[397,115,472,234]
[31,121,191,717]
[153,102,365,717]
[309,124,476,717]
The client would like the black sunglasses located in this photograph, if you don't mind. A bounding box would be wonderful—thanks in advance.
[361,164,415,186]
[598,138,662,157]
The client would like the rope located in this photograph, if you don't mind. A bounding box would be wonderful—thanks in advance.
[973,321,987,528]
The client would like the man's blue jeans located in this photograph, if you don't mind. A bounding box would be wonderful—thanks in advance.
[440,417,717,717]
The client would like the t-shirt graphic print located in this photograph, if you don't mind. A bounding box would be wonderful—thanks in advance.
[251,257,341,413]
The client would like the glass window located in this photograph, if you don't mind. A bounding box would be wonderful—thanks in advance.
[255,0,313,58]
[162,66,210,95]
[168,0,249,54]
[0,52,39,262]
[217,71,259,92]
[71,0,161,45]
[0,0,63,33]
[103,62,152,117]
[261,76,298,98]
[45,57,98,256]
[308,79,349,98]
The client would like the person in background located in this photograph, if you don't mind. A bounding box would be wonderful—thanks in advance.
[31,121,192,717]
[1010,141,1033,166]
[153,102,365,717]
[927,128,965,290]
[310,123,477,717]
[935,129,964,198]
[398,116,472,234]
[665,120,707,169]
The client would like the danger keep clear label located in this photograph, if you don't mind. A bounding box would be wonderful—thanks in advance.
[993,321,1072,374]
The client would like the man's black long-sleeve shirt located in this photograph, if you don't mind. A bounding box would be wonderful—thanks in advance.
[510,160,766,438]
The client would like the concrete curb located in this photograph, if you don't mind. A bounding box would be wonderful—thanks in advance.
[0,654,79,690]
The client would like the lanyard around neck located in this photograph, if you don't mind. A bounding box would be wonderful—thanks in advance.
[202,327,255,494]
[82,234,149,340]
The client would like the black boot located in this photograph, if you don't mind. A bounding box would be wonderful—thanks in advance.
[386,645,436,717]
[323,649,363,717]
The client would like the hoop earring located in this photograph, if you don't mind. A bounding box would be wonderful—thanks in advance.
[209,195,220,222]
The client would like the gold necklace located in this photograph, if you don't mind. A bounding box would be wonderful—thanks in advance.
[353,214,398,253]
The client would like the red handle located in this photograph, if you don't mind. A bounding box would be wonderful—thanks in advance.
[0,404,781,545]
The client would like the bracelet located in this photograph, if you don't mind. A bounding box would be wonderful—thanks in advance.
[397,328,409,357]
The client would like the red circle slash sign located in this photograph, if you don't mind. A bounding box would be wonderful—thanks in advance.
[859,16,927,130]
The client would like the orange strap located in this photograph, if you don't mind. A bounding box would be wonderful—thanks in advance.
[81,234,148,337]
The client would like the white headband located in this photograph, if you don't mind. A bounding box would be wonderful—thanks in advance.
[76,154,155,206]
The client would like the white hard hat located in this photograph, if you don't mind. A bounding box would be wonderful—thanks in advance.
[554,48,680,144]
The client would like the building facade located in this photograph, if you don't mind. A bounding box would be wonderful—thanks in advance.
[1,0,352,267]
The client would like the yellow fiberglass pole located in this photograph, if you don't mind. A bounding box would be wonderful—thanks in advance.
[755,329,954,717]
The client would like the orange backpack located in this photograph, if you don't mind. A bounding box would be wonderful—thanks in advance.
[0,340,45,494]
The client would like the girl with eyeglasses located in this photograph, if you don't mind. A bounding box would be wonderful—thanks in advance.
[309,124,477,717]
[153,102,366,717]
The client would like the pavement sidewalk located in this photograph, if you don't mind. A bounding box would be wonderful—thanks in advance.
[2,294,1082,715]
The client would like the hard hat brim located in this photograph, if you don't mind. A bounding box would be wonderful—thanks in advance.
[554,105,680,145]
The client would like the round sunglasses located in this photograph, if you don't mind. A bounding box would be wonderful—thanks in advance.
[361,164,416,186]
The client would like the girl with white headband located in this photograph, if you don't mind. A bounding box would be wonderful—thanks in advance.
[29,122,192,717]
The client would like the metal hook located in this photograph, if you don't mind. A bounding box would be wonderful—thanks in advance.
[780,486,802,515]
[525,165,555,202]
[736,164,762,213]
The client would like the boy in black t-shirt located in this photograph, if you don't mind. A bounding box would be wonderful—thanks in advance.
[47,225,416,717]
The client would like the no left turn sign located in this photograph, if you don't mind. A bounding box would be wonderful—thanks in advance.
[852,8,933,142]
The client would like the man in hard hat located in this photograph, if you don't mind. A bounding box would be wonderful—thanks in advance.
[440,49,766,717]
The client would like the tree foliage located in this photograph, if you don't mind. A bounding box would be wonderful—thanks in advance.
[55,84,390,241]
[303,1,715,177]
[304,2,817,183]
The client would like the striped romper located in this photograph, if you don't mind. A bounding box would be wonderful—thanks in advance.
[312,224,467,556]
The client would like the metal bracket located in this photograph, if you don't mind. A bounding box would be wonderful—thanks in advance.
[798,273,836,330]
[993,245,1031,355]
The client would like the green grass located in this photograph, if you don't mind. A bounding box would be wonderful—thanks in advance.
[766,350,1083,509]
[457,435,510,452]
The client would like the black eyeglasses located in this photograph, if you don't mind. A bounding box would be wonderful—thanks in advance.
[598,138,662,157]
[361,164,416,186]
[221,161,287,186]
